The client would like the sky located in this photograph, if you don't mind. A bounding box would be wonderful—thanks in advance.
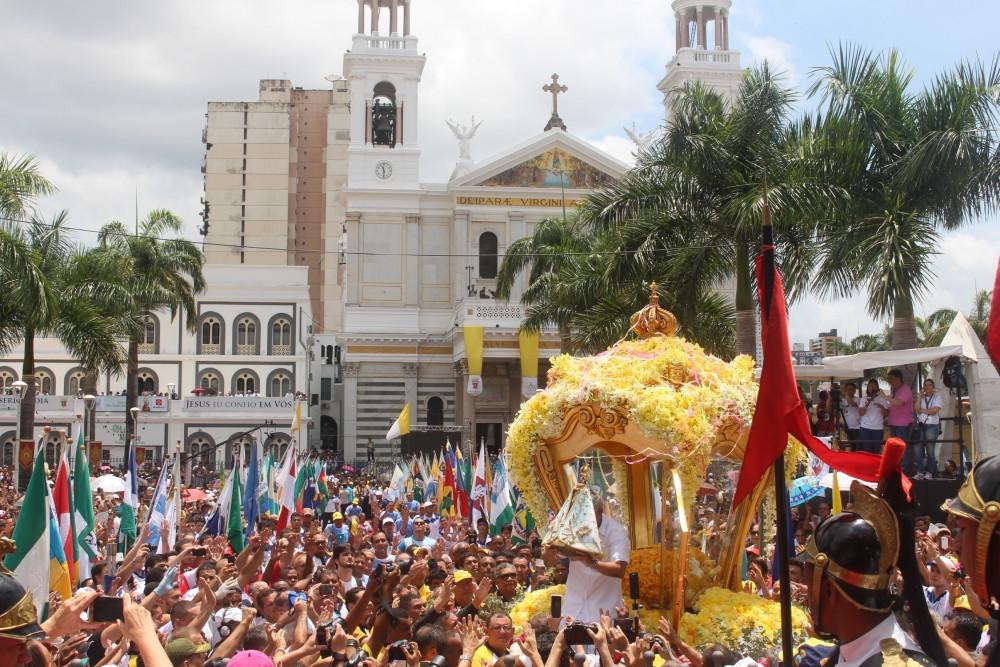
[2,0,998,347]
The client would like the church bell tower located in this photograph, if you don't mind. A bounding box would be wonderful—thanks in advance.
[344,0,425,190]
[657,0,743,120]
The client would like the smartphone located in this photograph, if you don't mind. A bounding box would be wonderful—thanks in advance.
[629,572,640,600]
[92,596,124,622]
[940,536,949,550]
[319,584,334,596]
[614,618,637,643]
[191,547,208,557]
[388,640,409,660]
[550,594,562,619]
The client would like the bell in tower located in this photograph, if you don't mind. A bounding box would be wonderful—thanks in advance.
[370,81,398,147]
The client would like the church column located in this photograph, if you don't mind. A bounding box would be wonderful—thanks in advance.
[405,215,420,306]
[675,13,683,51]
[453,210,470,302]
[357,0,365,34]
[403,364,418,445]
[507,212,525,300]
[371,0,380,33]
[455,360,475,449]
[345,212,362,305]
[721,11,729,49]
[343,362,360,461]
[696,7,706,49]
[403,0,410,36]
[389,0,399,35]
[683,9,693,47]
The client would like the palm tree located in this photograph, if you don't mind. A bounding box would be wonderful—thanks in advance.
[96,210,205,457]
[7,212,133,440]
[0,153,54,219]
[579,63,841,358]
[495,214,590,352]
[918,288,992,347]
[806,45,1000,381]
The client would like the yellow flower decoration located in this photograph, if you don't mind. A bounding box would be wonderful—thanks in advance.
[506,336,758,525]
[510,585,566,629]
[678,587,811,659]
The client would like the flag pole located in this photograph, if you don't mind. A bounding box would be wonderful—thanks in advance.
[761,176,794,666]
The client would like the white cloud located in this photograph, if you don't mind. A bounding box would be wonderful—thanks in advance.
[1,0,996,345]
[743,34,796,83]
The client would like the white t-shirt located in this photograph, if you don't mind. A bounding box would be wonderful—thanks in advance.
[840,396,861,430]
[859,394,888,430]
[917,392,944,425]
[562,514,630,624]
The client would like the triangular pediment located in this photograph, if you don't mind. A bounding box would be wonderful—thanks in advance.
[451,130,627,190]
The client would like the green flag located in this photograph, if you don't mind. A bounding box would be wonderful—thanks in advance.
[73,425,96,575]
[489,458,514,536]
[4,448,52,613]
[228,466,244,552]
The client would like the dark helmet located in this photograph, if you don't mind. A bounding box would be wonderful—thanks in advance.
[0,539,44,640]
[943,455,1000,607]
[803,482,898,612]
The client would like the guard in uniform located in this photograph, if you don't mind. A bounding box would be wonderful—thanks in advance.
[944,455,1000,667]
[803,474,947,666]
[0,540,45,665]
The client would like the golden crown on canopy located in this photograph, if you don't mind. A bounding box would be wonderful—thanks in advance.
[630,282,678,339]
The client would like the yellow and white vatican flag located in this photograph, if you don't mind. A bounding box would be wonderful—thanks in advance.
[518,330,540,398]
[386,403,411,441]
[464,326,484,396]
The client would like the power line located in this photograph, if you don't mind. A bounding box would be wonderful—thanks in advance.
[0,214,733,260]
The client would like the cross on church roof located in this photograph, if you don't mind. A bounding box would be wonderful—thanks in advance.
[543,73,568,132]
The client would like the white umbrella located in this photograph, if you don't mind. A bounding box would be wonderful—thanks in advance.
[92,474,126,494]
[820,471,876,491]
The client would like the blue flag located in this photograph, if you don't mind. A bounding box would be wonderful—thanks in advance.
[243,440,260,542]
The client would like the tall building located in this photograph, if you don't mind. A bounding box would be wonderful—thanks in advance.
[809,328,842,357]
[202,80,351,334]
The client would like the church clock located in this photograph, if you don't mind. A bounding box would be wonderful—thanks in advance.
[374,160,393,181]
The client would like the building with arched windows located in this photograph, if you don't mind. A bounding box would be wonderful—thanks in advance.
[0,264,316,464]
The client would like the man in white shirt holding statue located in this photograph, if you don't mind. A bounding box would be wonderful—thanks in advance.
[543,488,630,624]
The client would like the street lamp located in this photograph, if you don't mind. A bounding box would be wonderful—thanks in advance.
[130,406,140,463]
[83,394,96,444]
[11,380,26,493]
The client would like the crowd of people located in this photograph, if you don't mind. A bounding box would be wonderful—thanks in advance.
[806,370,954,479]
[0,446,996,667]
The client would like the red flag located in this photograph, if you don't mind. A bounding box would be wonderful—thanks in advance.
[987,258,1000,373]
[53,452,77,587]
[733,250,908,507]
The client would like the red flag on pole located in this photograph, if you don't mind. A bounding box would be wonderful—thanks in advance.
[53,451,77,587]
[986,258,1000,373]
[733,250,909,507]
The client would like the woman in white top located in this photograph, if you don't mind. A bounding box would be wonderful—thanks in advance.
[857,379,889,454]
[914,379,943,479]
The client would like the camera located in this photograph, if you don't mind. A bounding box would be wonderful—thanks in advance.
[388,640,411,660]
[191,547,209,558]
[563,623,597,645]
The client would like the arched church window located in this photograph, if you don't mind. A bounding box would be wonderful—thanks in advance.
[371,81,397,147]
[426,396,444,426]
[478,232,498,280]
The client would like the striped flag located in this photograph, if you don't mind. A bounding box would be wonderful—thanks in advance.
[118,442,138,554]
[146,460,170,550]
[73,424,96,580]
[46,492,73,600]
[52,447,77,587]
[489,457,514,536]
[4,448,67,612]
[471,441,490,527]
[243,439,261,542]
[385,403,411,441]
[275,443,298,532]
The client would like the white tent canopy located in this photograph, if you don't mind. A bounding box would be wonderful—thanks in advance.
[792,345,966,380]
[931,313,1000,459]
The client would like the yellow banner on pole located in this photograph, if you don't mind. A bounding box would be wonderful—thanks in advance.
[464,326,484,396]
[518,330,540,397]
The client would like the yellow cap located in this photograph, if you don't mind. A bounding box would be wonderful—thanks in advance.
[454,569,474,584]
